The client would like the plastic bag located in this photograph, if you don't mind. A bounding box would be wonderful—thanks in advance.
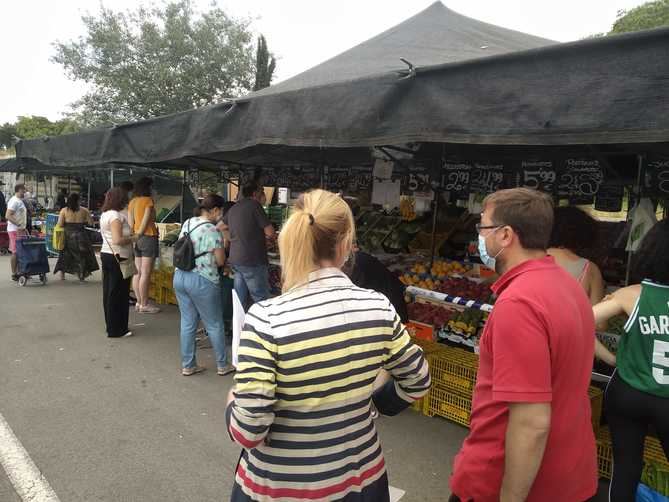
[52,225,65,251]
[637,483,669,502]
[626,198,657,252]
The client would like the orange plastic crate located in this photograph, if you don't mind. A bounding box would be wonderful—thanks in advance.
[424,384,472,427]
[427,347,478,397]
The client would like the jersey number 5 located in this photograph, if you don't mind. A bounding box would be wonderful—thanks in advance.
[653,340,669,385]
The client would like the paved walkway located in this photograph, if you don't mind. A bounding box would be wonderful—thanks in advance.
[0,257,468,501]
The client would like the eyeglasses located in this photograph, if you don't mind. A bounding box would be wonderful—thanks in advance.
[475,224,502,233]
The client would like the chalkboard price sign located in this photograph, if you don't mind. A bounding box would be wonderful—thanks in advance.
[350,167,373,192]
[647,155,669,196]
[470,162,504,194]
[595,182,624,212]
[513,160,557,194]
[558,158,603,198]
[441,160,471,199]
[325,166,351,191]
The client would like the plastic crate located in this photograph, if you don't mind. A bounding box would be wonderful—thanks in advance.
[428,348,478,397]
[410,336,447,356]
[597,427,669,480]
[165,286,177,305]
[589,386,604,436]
[424,384,472,427]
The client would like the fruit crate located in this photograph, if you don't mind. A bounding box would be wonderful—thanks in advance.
[410,336,447,356]
[589,386,603,436]
[428,347,478,397]
[424,383,472,427]
[597,427,669,480]
[149,284,167,304]
[164,286,177,306]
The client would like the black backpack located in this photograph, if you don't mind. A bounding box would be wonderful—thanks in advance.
[173,219,213,271]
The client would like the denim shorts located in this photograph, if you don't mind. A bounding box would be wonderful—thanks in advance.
[134,235,159,258]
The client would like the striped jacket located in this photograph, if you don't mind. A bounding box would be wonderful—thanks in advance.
[226,268,431,501]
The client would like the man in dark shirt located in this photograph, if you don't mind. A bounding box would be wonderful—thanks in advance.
[56,188,68,210]
[0,181,6,221]
[221,182,275,308]
[345,250,408,322]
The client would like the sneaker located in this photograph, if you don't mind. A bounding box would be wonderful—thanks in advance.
[138,304,161,314]
[217,365,236,376]
[11,274,19,282]
[122,331,134,337]
[182,366,206,376]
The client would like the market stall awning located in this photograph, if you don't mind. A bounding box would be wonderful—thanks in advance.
[16,2,669,170]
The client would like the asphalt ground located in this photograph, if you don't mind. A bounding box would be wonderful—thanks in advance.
[0,256,471,501]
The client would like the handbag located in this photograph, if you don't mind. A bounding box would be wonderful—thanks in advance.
[101,225,137,279]
[52,225,65,251]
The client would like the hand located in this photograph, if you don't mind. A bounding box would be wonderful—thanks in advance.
[130,234,140,243]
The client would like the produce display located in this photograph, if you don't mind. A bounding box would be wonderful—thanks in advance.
[399,197,417,221]
[407,302,456,327]
[443,309,487,338]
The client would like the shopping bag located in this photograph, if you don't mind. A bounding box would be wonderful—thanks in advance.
[231,289,245,368]
[626,198,657,252]
[52,225,65,251]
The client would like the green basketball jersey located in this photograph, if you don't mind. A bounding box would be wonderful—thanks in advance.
[617,280,669,398]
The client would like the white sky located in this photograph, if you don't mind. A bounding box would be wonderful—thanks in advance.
[0,0,645,124]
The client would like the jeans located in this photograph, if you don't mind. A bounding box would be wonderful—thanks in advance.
[232,264,271,310]
[173,269,227,369]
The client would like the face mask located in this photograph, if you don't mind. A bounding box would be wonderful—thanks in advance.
[478,228,504,270]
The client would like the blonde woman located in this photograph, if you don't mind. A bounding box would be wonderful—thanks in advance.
[226,189,431,502]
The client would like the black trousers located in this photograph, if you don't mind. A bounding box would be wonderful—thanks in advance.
[101,253,131,337]
[606,371,669,502]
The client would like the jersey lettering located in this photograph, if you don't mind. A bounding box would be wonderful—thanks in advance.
[638,315,669,335]
[653,340,669,385]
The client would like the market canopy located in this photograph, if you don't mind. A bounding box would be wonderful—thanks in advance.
[16,2,669,170]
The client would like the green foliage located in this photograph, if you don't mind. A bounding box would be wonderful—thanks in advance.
[0,116,79,149]
[0,122,18,150]
[610,0,669,34]
[52,1,256,127]
[253,35,276,91]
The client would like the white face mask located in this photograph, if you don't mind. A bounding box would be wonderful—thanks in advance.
[478,227,504,270]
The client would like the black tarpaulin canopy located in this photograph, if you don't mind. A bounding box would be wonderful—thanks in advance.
[16,2,669,170]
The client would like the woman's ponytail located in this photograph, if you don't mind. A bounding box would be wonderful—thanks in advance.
[279,189,354,292]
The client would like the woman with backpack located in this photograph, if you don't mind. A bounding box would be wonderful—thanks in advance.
[173,194,234,376]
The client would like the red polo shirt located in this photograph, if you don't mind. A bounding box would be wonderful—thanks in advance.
[450,257,597,502]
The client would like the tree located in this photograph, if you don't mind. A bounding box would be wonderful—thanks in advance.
[610,0,669,34]
[52,1,256,127]
[253,35,276,91]
[0,122,18,150]
[0,116,78,150]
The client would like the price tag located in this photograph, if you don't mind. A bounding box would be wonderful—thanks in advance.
[442,160,471,200]
[325,166,351,191]
[348,167,372,192]
[513,160,557,194]
[647,154,669,196]
[470,161,504,194]
[558,158,604,199]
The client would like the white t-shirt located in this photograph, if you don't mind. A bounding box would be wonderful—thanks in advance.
[7,196,27,232]
[100,210,132,259]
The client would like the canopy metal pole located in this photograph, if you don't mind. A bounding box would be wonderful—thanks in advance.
[110,168,114,189]
[87,179,92,209]
[625,154,644,286]
[180,170,186,223]
[429,189,440,270]
[34,172,38,205]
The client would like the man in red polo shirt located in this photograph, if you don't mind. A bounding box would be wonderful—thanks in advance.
[450,188,597,502]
